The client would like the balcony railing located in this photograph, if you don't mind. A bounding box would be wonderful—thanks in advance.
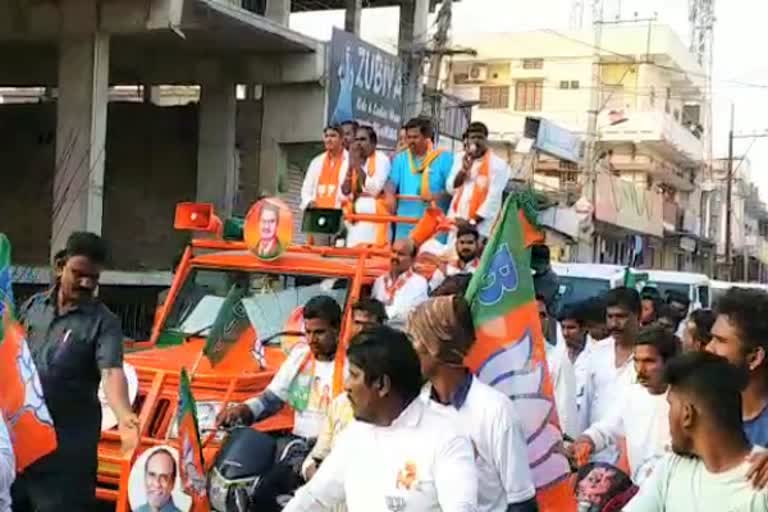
[599,111,704,164]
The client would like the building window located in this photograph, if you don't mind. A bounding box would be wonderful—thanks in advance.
[570,80,580,89]
[479,86,510,109]
[522,58,544,70]
[515,80,543,111]
[559,81,570,89]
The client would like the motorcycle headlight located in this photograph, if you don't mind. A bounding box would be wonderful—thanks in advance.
[208,467,229,512]
[207,465,263,512]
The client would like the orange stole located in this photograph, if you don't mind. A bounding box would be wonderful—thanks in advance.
[316,151,344,208]
[451,152,490,220]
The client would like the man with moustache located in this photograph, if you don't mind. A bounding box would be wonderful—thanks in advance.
[136,449,182,512]
[12,232,139,512]
[571,326,680,484]
[579,287,642,463]
[372,239,429,326]
[217,296,345,492]
[706,288,768,446]
[428,224,482,291]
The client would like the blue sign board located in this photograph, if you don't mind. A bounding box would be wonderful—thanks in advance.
[327,28,403,149]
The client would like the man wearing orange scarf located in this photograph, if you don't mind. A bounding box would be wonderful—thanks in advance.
[301,125,349,211]
[447,122,511,242]
[342,126,392,247]
[385,117,454,240]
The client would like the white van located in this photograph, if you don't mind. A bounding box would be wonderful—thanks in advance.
[551,263,628,311]
[642,270,711,311]
[710,280,768,307]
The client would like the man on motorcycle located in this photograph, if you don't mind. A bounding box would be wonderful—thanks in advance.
[216,295,345,489]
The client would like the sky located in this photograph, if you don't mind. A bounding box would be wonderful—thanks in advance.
[290,0,768,199]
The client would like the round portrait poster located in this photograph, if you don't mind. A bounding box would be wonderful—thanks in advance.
[128,445,193,512]
[244,198,293,261]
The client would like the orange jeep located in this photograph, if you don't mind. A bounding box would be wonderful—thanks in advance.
[97,201,392,509]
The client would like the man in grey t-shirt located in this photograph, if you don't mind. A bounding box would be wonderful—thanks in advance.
[625,352,768,512]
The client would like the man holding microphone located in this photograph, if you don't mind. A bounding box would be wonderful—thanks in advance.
[446,122,511,244]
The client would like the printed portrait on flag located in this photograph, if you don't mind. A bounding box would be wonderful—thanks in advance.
[128,445,192,512]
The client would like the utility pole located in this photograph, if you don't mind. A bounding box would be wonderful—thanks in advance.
[586,0,604,262]
[725,103,734,280]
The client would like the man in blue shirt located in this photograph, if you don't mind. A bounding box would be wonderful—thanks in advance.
[706,287,768,446]
[385,117,454,240]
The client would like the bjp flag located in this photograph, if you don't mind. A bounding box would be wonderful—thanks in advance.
[0,234,58,472]
[177,368,208,508]
[464,194,577,511]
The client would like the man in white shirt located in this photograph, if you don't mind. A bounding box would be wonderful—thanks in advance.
[429,224,481,291]
[372,239,429,326]
[571,325,680,484]
[342,126,392,247]
[216,296,345,489]
[625,351,768,511]
[446,122,510,241]
[578,287,641,460]
[0,415,13,512]
[408,295,537,512]
[537,295,578,440]
[301,125,349,211]
[284,325,478,512]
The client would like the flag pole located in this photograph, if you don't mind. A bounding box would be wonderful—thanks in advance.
[189,350,204,379]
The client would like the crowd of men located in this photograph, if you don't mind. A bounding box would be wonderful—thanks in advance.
[4,115,768,512]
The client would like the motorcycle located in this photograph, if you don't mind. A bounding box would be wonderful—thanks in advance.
[207,426,311,512]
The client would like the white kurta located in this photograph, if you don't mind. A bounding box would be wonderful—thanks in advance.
[346,151,392,247]
[301,150,350,210]
[583,385,671,484]
[372,271,430,326]
[446,152,511,238]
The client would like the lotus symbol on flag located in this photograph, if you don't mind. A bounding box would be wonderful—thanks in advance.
[477,330,571,489]
[15,338,54,427]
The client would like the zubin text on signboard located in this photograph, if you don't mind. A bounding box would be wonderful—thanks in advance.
[328,28,403,148]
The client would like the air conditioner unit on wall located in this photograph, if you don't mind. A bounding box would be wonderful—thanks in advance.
[468,64,488,82]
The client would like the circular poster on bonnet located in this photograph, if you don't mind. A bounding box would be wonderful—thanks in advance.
[128,445,192,512]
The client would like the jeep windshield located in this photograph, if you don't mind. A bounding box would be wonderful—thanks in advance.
[161,267,349,343]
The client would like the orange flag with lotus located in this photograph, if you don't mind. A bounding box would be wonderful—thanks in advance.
[465,192,577,511]
[0,233,58,472]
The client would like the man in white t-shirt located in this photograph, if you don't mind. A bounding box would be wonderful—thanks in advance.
[372,239,429,326]
[428,224,481,291]
[217,296,345,487]
[625,351,768,511]
[446,122,510,242]
[538,295,578,440]
[408,295,537,512]
[0,415,13,512]
[571,325,680,484]
[284,325,478,512]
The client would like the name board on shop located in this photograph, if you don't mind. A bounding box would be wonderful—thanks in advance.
[327,28,403,149]
[594,173,663,238]
[525,117,583,164]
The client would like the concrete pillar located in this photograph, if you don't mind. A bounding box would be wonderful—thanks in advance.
[397,0,429,120]
[197,76,237,217]
[265,0,290,26]
[52,32,110,257]
[345,0,362,35]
